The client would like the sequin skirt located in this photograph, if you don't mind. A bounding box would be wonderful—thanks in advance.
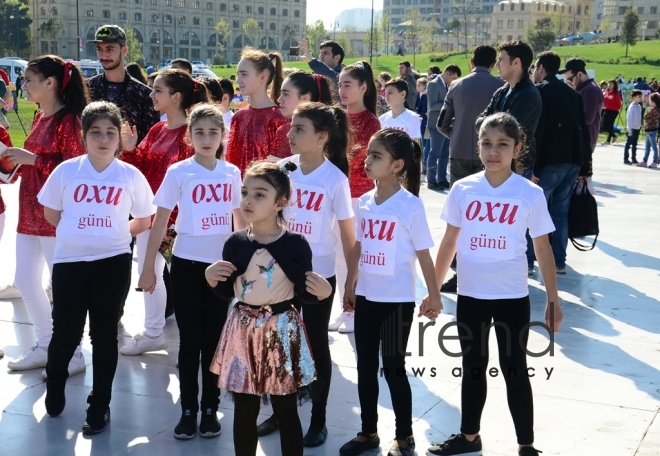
[210,301,316,397]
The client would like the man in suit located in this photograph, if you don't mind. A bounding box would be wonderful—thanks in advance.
[439,45,505,185]
[398,61,419,110]
[426,63,461,190]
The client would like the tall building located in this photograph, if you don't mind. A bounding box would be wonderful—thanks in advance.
[29,0,307,63]
[335,8,382,31]
[602,0,659,38]
[491,0,572,42]
[383,0,441,25]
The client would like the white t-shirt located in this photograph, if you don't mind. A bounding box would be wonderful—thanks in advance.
[153,157,241,263]
[223,109,233,144]
[378,109,422,139]
[441,171,555,299]
[38,155,155,264]
[355,187,433,302]
[279,155,354,278]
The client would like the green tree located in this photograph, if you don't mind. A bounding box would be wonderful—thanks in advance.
[0,0,32,57]
[420,18,440,53]
[125,25,145,66]
[452,0,477,54]
[620,7,639,57]
[526,18,556,53]
[37,18,66,55]
[550,12,567,37]
[364,17,382,58]
[381,11,392,55]
[305,19,328,55]
[336,33,353,58]
[600,17,612,37]
[403,7,423,65]
[214,18,230,63]
[243,18,260,48]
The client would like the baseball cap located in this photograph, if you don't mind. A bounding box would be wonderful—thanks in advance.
[558,57,586,74]
[89,25,127,45]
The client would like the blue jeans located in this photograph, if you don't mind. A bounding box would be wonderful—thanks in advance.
[643,130,658,163]
[427,129,449,184]
[422,138,430,171]
[535,164,580,269]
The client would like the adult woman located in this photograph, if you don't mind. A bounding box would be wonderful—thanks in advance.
[602,79,623,144]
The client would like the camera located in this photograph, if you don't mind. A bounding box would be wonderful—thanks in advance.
[289,47,299,56]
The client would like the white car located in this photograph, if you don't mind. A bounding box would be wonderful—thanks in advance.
[191,60,209,69]
[192,68,218,78]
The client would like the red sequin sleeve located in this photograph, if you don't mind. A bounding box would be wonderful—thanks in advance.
[273,121,292,159]
[0,126,13,215]
[32,114,85,178]
[348,110,381,198]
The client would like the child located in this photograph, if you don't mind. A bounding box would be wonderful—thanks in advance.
[637,92,659,168]
[379,78,422,140]
[4,55,88,376]
[226,48,288,173]
[624,90,643,164]
[274,70,334,158]
[217,77,235,140]
[120,68,208,355]
[425,113,563,456]
[340,128,442,456]
[332,60,381,333]
[38,101,154,434]
[205,161,332,456]
[415,77,430,172]
[137,104,245,439]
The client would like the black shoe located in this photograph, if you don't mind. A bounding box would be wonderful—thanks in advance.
[441,274,458,292]
[173,409,197,439]
[426,433,482,455]
[439,181,450,189]
[624,160,632,165]
[256,414,278,436]
[632,159,639,164]
[388,436,415,456]
[339,432,380,456]
[45,379,66,417]
[519,447,543,456]
[199,408,221,438]
[82,404,110,435]
[428,182,442,190]
[303,425,328,447]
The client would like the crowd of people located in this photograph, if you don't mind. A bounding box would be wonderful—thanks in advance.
[0,23,604,456]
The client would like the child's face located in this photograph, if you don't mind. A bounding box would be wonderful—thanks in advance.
[364,138,401,180]
[278,79,309,118]
[240,176,285,225]
[633,95,643,103]
[338,73,366,108]
[190,117,223,159]
[287,114,324,155]
[416,82,426,93]
[22,69,51,104]
[384,86,406,108]
[236,59,267,97]
[149,76,177,113]
[478,126,519,174]
[85,118,120,160]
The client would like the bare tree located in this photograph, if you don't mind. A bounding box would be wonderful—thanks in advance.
[451,0,477,54]
[37,18,66,54]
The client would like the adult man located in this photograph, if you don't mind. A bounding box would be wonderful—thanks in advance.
[170,58,193,74]
[531,51,591,274]
[398,61,419,110]
[439,45,505,185]
[298,39,345,83]
[426,64,462,190]
[87,25,160,144]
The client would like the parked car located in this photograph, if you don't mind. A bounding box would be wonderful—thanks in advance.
[557,34,584,46]
[191,60,209,69]
[192,68,217,78]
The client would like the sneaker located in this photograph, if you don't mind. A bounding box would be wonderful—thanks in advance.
[45,379,66,417]
[0,284,21,300]
[173,409,197,439]
[637,161,648,167]
[519,447,543,456]
[82,405,110,434]
[41,352,86,379]
[528,266,534,275]
[328,311,352,331]
[8,345,48,370]
[337,312,355,333]
[389,436,416,456]
[426,433,482,455]
[339,433,380,456]
[650,162,658,168]
[441,275,458,292]
[199,408,221,438]
[556,267,567,274]
[120,332,167,355]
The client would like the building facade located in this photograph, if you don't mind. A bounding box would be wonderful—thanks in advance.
[603,0,659,38]
[29,0,307,63]
[491,0,571,41]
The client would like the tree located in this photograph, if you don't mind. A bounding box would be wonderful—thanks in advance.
[214,18,230,62]
[403,7,423,65]
[336,33,353,58]
[381,11,392,55]
[451,0,477,54]
[550,11,567,37]
[243,18,260,48]
[420,19,440,53]
[0,0,32,57]
[125,25,145,66]
[526,18,556,53]
[600,17,612,37]
[364,17,382,58]
[305,19,328,55]
[37,18,66,55]
[620,7,639,57]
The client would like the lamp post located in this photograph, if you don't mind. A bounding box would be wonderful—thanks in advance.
[9,15,22,56]
[369,0,374,63]
[444,28,448,52]
[332,20,339,41]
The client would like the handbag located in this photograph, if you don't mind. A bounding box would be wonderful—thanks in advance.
[568,181,599,251]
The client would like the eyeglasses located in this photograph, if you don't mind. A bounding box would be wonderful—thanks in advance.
[565,74,576,83]
[528,65,535,75]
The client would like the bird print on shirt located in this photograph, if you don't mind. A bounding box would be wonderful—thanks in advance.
[257,258,278,288]
[240,276,257,301]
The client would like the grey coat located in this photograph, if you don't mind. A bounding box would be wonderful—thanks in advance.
[426,75,448,131]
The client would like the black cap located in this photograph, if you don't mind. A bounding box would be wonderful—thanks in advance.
[558,57,586,74]
[88,25,127,45]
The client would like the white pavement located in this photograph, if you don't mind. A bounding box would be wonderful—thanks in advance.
[0,143,659,455]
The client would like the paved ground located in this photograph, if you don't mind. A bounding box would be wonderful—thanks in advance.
[0,143,659,455]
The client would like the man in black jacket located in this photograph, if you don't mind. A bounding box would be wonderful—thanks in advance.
[530,51,590,274]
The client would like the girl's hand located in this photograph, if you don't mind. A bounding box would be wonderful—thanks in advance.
[205,261,237,287]
[419,294,443,321]
[138,269,157,294]
[121,121,138,152]
[4,147,36,166]
[343,287,356,312]
[545,299,563,332]
[305,272,332,301]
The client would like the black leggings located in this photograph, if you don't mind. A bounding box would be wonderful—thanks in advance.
[457,294,534,445]
[603,109,619,142]
[354,296,415,439]
[234,392,302,456]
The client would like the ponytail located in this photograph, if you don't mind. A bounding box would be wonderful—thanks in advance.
[267,52,284,103]
[158,68,209,112]
[371,128,421,196]
[340,60,378,116]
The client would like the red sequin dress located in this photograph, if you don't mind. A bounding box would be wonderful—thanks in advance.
[120,121,193,227]
[0,126,13,215]
[348,110,381,198]
[273,120,292,159]
[226,105,288,173]
[18,112,84,236]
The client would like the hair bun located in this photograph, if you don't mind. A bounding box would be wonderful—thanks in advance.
[283,161,297,173]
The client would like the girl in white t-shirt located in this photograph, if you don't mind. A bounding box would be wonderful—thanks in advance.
[38,101,155,434]
[378,78,422,140]
[424,113,563,456]
[342,128,442,456]
[137,104,245,440]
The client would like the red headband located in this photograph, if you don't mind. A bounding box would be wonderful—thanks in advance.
[313,74,323,102]
[61,61,75,93]
[193,80,200,92]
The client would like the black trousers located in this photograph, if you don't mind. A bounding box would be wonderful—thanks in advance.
[354,296,415,439]
[456,294,534,445]
[47,253,131,407]
[170,255,229,413]
[603,109,619,142]
[624,129,641,161]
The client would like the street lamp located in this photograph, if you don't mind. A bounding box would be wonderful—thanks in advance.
[444,29,448,52]
[9,15,23,56]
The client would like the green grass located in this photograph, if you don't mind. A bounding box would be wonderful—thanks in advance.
[4,97,37,148]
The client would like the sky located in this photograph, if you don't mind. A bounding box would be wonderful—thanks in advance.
[307,0,380,27]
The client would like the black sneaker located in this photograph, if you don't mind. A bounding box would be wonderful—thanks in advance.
[199,408,221,438]
[256,414,279,436]
[45,379,66,417]
[339,432,380,456]
[519,447,543,456]
[441,275,458,292]
[389,436,416,456]
[426,433,482,455]
[82,405,110,435]
[173,409,197,440]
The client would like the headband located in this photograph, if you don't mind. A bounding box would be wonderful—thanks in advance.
[193,80,200,92]
[355,61,365,69]
[312,74,323,101]
[61,61,75,93]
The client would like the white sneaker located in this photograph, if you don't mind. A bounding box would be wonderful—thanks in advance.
[328,311,352,331]
[40,352,87,379]
[120,332,167,356]
[0,284,22,300]
[337,312,355,333]
[8,345,48,370]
